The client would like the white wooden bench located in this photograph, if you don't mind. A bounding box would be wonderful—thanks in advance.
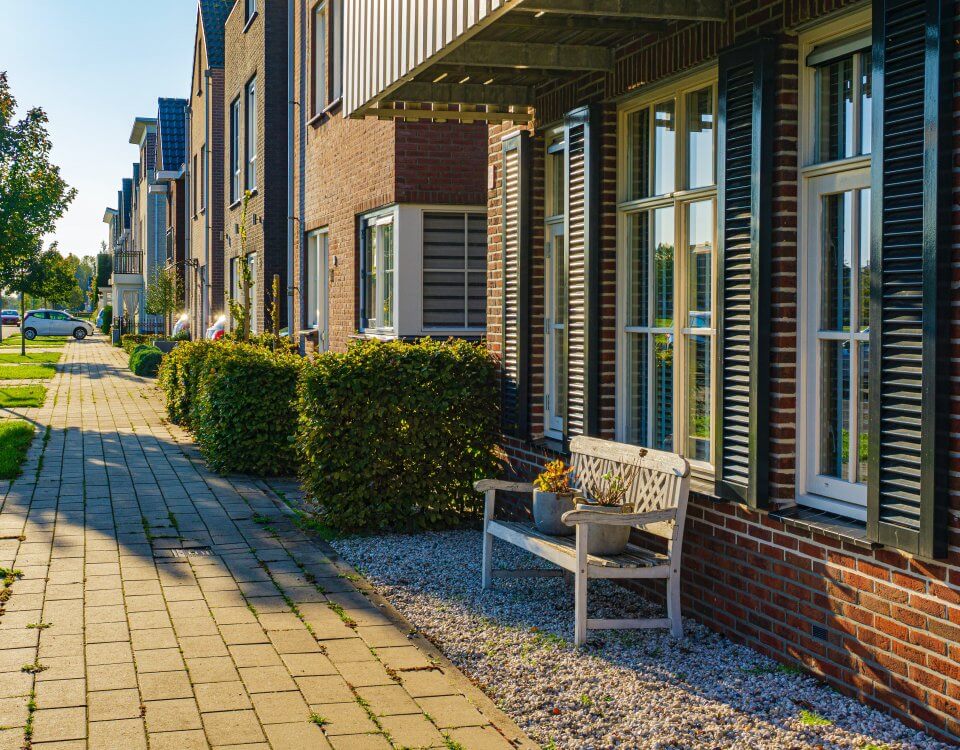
[476,436,691,645]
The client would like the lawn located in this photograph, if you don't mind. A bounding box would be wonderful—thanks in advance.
[0,352,62,364]
[0,365,57,380]
[0,335,67,349]
[0,386,47,408]
[0,421,35,480]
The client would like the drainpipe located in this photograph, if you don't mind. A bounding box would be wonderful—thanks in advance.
[184,104,193,331]
[286,0,296,337]
[298,0,307,343]
[203,68,213,330]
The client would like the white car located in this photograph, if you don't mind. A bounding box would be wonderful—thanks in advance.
[22,310,94,340]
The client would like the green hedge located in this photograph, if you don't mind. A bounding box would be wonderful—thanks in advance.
[129,345,163,377]
[158,340,218,427]
[297,338,499,533]
[121,334,159,354]
[100,305,112,335]
[194,344,302,476]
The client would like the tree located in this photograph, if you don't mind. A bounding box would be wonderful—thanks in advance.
[0,72,76,344]
[96,245,112,296]
[7,244,76,355]
[146,265,182,335]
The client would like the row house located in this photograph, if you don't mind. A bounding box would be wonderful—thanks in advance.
[156,98,189,279]
[291,0,488,351]
[129,117,167,333]
[105,175,142,336]
[344,0,960,742]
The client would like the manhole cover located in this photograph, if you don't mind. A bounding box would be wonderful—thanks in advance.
[156,547,214,558]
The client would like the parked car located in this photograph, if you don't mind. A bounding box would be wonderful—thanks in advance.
[22,310,95,340]
[1,309,20,326]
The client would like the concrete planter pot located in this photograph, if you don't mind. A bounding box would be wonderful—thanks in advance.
[532,490,576,536]
[576,503,631,555]
[154,340,179,354]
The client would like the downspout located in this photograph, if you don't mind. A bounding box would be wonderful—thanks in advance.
[203,68,213,330]
[286,0,296,337]
[298,0,307,343]
[184,104,193,330]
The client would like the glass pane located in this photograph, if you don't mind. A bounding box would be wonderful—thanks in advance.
[653,100,676,195]
[686,200,713,328]
[627,212,649,327]
[686,334,711,462]
[314,7,326,111]
[626,109,649,200]
[857,341,869,483]
[548,141,566,217]
[859,188,871,332]
[626,333,649,445]
[821,192,852,332]
[365,226,377,325]
[553,233,567,328]
[819,340,850,480]
[382,224,394,328]
[467,214,487,271]
[686,87,714,189]
[860,51,872,155]
[306,235,318,328]
[654,207,674,328]
[654,333,674,451]
[817,56,854,162]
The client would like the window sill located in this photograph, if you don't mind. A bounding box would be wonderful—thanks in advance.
[770,506,875,550]
[229,200,243,210]
[530,435,567,456]
[308,98,343,127]
[242,11,258,33]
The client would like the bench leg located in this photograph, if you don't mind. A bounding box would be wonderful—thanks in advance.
[574,524,588,646]
[481,490,495,590]
[667,567,683,638]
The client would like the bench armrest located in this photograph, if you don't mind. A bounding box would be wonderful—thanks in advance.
[561,508,676,527]
[474,479,536,494]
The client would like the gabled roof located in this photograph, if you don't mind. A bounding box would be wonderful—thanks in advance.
[198,0,234,68]
[157,98,189,172]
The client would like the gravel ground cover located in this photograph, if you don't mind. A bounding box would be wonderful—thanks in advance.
[331,530,950,750]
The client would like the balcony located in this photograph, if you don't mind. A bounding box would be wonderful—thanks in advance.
[344,0,728,123]
[113,250,143,276]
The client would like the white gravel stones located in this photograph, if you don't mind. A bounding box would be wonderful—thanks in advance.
[331,530,951,750]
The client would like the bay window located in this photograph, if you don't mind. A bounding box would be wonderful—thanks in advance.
[362,213,395,332]
[617,72,717,467]
[421,211,486,330]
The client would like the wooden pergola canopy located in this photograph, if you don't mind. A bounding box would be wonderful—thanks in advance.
[357,0,728,123]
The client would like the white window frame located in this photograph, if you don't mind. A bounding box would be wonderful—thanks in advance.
[247,251,258,334]
[420,209,487,332]
[361,209,396,335]
[230,98,241,203]
[245,0,257,23]
[615,67,719,476]
[245,78,257,192]
[312,2,327,117]
[305,228,329,351]
[543,126,567,440]
[797,9,873,520]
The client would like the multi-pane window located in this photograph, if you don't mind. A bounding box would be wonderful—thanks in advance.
[245,78,257,191]
[312,1,343,116]
[618,76,717,465]
[305,230,329,350]
[200,144,206,211]
[230,98,241,202]
[422,212,486,330]
[363,216,395,331]
[801,30,873,516]
[544,130,567,439]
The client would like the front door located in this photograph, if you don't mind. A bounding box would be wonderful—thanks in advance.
[307,231,329,352]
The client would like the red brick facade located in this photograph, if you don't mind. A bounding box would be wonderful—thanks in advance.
[483,0,960,742]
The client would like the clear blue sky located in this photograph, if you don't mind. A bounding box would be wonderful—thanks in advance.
[4,0,199,258]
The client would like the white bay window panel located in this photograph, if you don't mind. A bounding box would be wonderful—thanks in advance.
[422,212,486,330]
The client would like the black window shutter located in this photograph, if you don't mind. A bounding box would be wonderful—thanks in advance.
[358,219,368,330]
[867,0,950,558]
[501,133,531,438]
[715,37,776,508]
[563,105,602,438]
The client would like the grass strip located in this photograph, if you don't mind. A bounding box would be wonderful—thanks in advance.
[0,386,47,409]
[0,421,35,479]
[0,353,61,364]
[0,365,57,381]
[0,335,67,349]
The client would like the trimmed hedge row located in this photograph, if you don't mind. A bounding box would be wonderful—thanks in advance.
[121,334,158,354]
[297,338,499,532]
[158,340,217,427]
[129,345,163,377]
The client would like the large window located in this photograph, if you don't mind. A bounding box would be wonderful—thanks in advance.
[305,229,329,350]
[421,212,486,330]
[245,78,257,192]
[363,214,395,332]
[230,98,241,202]
[799,17,872,518]
[618,73,717,467]
[312,1,343,116]
[544,129,567,439]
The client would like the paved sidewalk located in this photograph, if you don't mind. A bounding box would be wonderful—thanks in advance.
[0,337,532,750]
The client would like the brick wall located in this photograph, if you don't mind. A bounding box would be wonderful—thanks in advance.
[484,0,960,741]
[223,0,288,334]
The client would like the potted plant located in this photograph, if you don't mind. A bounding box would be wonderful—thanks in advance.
[532,460,577,536]
[576,467,639,555]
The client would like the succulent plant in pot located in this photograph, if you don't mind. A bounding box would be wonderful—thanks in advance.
[577,467,639,555]
[532,460,577,536]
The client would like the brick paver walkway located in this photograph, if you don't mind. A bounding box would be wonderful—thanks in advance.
[0,337,532,750]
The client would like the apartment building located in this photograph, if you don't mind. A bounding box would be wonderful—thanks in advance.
[345,0,960,742]
[291,0,488,352]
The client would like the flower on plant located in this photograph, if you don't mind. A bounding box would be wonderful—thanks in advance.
[534,460,575,495]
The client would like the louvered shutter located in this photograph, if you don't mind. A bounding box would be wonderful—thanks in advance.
[501,133,531,437]
[715,38,775,508]
[564,105,601,439]
[867,0,950,558]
